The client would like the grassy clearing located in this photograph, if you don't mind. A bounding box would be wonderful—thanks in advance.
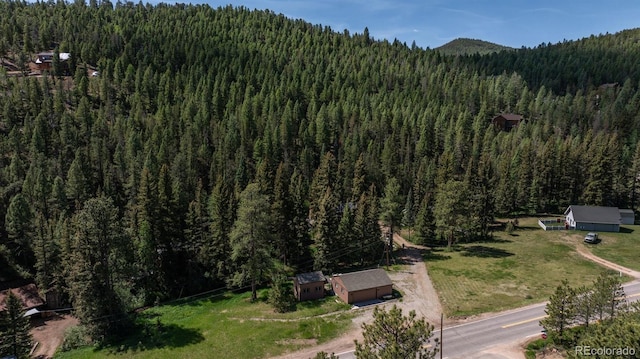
[425,218,616,317]
[55,290,352,359]
[580,225,640,271]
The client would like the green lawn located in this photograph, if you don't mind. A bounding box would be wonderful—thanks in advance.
[55,290,352,359]
[580,225,640,271]
[424,218,618,317]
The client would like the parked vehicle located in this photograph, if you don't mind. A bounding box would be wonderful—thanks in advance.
[584,232,598,244]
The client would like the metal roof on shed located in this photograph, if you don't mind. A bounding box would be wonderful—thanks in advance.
[295,271,325,284]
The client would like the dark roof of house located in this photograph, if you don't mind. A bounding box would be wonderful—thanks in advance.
[492,113,524,122]
[0,283,45,311]
[295,271,325,285]
[619,209,635,215]
[333,268,392,292]
[565,205,621,224]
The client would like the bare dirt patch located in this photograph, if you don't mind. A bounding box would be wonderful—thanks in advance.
[389,232,444,325]
[462,341,527,359]
[30,313,79,359]
[276,339,318,346]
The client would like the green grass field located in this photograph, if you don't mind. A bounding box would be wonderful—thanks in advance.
[580,225,640,271]
[424,218,619,317]
[55,290,352,359]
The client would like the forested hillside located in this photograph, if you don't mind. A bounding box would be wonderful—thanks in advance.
[435,38,512,56]
[1,0,640,341]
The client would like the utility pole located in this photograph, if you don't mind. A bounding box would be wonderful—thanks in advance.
[385,236,390,268]
[440,312,443,359]
[385,229,392,268]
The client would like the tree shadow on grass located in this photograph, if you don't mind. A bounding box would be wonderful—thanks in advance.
[461,245,514,258]
[163,287,237,308]
[474,236,513,244]
[422,248,452,261]
[103,322,205,354]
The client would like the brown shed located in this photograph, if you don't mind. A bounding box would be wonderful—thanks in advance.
[331,268,392,304]
[293,271,326,301]
[0,283,45,312]
[491,114,524,131]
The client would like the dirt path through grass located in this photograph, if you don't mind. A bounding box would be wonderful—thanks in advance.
[390,232,445,325]
[575,244,640,279]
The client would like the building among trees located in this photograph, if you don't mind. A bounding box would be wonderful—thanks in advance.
[293,271,326,301]
[34,51,70,71]
[331,268,392,304]
[491,114,524,131]
[564,205,633,232]
[0,282,44,314]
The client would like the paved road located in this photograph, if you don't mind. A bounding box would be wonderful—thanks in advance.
[335,280,640,359]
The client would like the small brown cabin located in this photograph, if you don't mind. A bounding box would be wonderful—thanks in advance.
[293,271,326,301]
[492,114,524,132]
[331,268,392,304]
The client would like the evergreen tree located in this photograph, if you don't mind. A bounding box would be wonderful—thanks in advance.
[268,270,295,313]
[574,285,595,328]
[540,279,576,343]
[200,178,233,282]
[288,169,312,270]
[183,179,208,292]
[380,177,402,251]
[4,193,34,270]
[271,163,295,266]
[33,213,59,292]
[0,291,33,359]
[571,302,640,359]
[415,192,435,245]
[433,180,468,248]
[354,305,438,359]
[592,273,625,322]
[65,149,91,209]
[401,188,415,231]
[230,182,274,301]
[337,202,355,263]
[67,196,133,340]
[311,187,340,273]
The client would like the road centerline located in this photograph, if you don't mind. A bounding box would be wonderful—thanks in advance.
[501,315,546,329]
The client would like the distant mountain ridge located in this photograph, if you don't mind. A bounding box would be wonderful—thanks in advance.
[436,38,512,55]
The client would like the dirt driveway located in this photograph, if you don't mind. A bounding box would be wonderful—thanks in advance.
[271,232,444,359]
[30,313,78,358]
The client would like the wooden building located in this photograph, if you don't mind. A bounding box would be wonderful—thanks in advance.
[565,205,622,232]
[331,268,392,304]
[0,282,45,312]
[491,114,524,131]
[34,52,71,72]
[293,271,326,301]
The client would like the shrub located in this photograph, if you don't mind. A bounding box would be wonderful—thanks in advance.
[60,325,92,352]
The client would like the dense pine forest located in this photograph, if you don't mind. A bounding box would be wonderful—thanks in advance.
[1,0,640,340]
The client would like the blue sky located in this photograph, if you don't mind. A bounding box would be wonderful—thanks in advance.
[165,0,640,49]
